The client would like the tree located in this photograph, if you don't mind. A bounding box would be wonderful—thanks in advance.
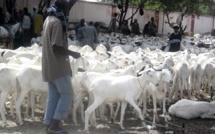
[152,0,215,34]
[38,0,51,12]
[5,0,16,11]
[116,0,147,29]
[38,0,78,15]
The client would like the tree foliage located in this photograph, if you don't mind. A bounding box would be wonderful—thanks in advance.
[5,0,16,11]
[116,0,147,29]
[148,0,215,34]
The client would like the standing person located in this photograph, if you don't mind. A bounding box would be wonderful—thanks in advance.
[22,7,32,46]
[12,9,18,24]
[0,7,5,26]
[143,21,150,37]
[168,25,182,52]
[33,10,44,37]
[42,0,81,133]
[131,19,141,35]
[78,21,99,50]
[108,13,118,33]
[32,6,38,19]
[5,9,12,24]
[17,10,23,22]
[148,17,157,37]
[75,18,85,43]
[121,20,130,35]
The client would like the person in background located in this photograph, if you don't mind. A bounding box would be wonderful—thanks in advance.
[168,25,182,52]
[108,13,118,33]
[121,20,130,35]
[143,21,150,37]
[131,19,141,35]
[5,9,12,24]
[32,6,38,19]
[94,22,100,33]
[12,9,18,24]
[0,7,5,26]
[148,17,157,37]
[33,10,44,37]
[42,0,81,133]
[22,7,32,46]
[17,10,23,22]
[75,18,85,42]
[78,21,99,50]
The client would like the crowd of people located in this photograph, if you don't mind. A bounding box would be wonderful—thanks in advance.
[107,15,181,52]
[0,6,44,48]
[107,15,158,37]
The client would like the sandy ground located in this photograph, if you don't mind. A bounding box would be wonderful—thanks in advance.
[0,93,215,134]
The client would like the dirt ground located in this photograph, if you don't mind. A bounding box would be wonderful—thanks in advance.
[0,93,215,134]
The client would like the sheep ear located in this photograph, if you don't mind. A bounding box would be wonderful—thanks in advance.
[106,52,111,57]
[147,70,151,75]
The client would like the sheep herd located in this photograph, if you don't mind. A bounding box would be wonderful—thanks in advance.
[0,32,215,133]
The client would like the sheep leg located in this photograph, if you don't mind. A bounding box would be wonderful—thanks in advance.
[108,103,114,122]
[0,91,9,125]
[84,97,104,132]
[162,98,168,127]
[201,112,215,119]
[80,102,85,123]
[73,91,86,125]
[196,81,201,98]
[169,76,178,102]
[16,90,28,125]
[10,93,15,118]
[152,95,157,129]
[143,91,147,118]
[119,101,127,130]
[126,98,146,128]
[30,92,36,121]
[25,92,31,118]
[98,104,106,120]
[180,79,185,99]
[113,102,120,121]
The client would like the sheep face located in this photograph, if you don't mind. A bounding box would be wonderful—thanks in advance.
[160,69,173,83]
[140,68,159,87]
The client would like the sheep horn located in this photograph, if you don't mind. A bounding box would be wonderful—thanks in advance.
[136,66,146,77]
[1,51,5,57]
[152,66,162,72]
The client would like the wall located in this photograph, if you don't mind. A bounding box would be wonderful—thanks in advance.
[1,0,214,35]
[69,1,112,25]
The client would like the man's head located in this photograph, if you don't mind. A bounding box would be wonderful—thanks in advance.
[54,0,75,16]
[80,19,85,26]
[33,6,37,12]
[134,19,137,23]
[151,17,154,22]
[114,13,118,17]
[173,25,179,32]
[89,21,94,26]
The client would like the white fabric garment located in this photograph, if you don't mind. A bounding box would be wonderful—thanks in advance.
[22,15,31,29]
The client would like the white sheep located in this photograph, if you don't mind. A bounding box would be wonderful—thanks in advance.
[169,99,215,119]
[169,62,190,101]
[0,64,21,126]
[15,65,48,125]
[84,68,159,132]
[73,66,137,125]
[144,69,173,129]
